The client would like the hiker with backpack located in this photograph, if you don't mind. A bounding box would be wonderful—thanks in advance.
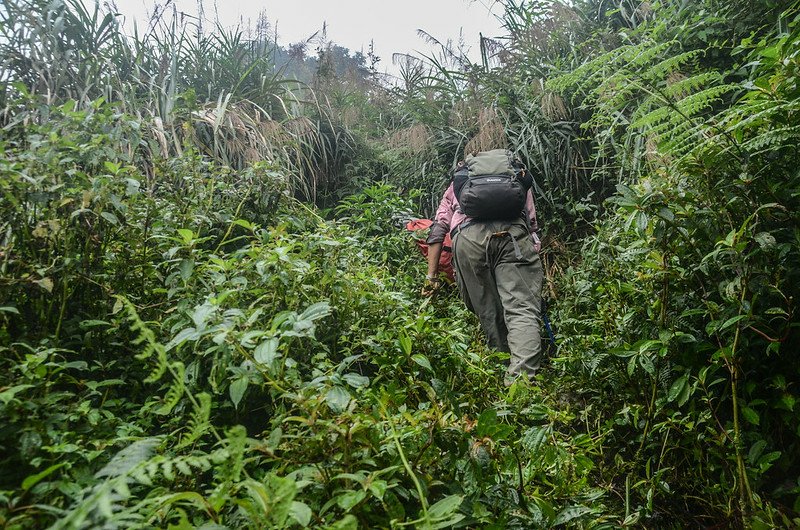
[423,149,544,386]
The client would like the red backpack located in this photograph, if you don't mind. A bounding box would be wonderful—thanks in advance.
[405,219,455,283]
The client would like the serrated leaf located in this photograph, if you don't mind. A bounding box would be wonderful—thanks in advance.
[521,425,550,453]
[263,474,297,526]
[179,259,194,281]
[298,301,331,322]
[343,373,369,388]
[254,338,280,365]
[176,460,192,475]
[325,386,351,413]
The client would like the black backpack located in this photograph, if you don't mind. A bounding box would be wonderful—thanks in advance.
[453,149,532,220]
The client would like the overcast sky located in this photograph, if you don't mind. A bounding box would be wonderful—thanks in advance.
[111,0,508,75]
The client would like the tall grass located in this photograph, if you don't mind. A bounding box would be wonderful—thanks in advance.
[0,0,366,201]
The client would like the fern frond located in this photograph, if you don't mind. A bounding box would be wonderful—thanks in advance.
[117,297,170,383]
[645,50,702,81]
[156,361,186,415]
[661,71,721,100]
[742,125,800,153]
[620,41,675,72]
[674,84,736,117]
[177,392,212,449]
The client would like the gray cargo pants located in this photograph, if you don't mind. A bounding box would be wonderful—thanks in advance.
[451,220,543,384]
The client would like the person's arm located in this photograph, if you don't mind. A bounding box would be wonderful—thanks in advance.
[426,242,443,279]
[422,184,455,295]
[422,241,443,296]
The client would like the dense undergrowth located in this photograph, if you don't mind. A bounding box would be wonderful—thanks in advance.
[2,0,800,528]
[0,105,615,528]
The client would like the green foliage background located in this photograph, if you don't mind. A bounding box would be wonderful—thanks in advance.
[1,0,800,528]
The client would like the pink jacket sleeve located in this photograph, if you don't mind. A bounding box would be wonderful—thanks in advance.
[426,184,456,244]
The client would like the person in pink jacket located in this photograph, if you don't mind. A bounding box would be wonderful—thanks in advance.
[424,154,543,386]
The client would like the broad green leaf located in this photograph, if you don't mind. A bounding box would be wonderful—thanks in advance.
[398,332,412,356]
[35,277,54,293]
[96,438,160,478]
[635,210,648,232]
[298,301,332,322]
[0,384,34,404]
[325,386,351,413]
[553,505,592,525]
[757,451,781,471]
[412,354,432,372]
[290,501,312,527]
[80,319,111,328]
[741,406,760,426]
[179,259,194,281]
[639,354,655,376]
[192,304,215,330]
[667,375,688,403]
[165,327,199,351]
[477,409,498,437]
[720,314,747,330]
[232,218,255,230]
[254,338,280,365]
[100,211,119,225]
[521,425,551,453]
[368,479,388,500]
[677,379,692,407]
[428,494,463,519]
[721,229,737,247]
[229,377,248,409]
[177,228,194,244]
[343,373,370,388]
[336,490,366,511]
[627,355,637,376]
[748,440,768,465]
[22,462,67,490]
